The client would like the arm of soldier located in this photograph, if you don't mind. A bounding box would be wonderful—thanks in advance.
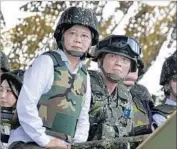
[73,72,91,143]
[16,55,54,147]
[152,113,166,127]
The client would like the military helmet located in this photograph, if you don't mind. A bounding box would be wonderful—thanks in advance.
[94,35,141,72]
[0,51,10,73]
[1,69,24,98]
[160,51,177,86]
[54,6,99,46]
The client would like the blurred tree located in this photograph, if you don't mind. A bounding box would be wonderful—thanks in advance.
[0,10,5,50]
[1,1,176,71]
[0,1,134,69]
[125,1,176,70]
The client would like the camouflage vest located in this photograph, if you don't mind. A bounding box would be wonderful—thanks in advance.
[130,84,152,127]
[38,51,87,142]
[129,84,155,136]
[88,70,133,140]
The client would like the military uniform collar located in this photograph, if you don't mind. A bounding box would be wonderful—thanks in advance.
[89,70,131,101]
[117,83,132,101]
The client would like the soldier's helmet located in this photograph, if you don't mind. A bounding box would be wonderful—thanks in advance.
[54,6,99,46]
[0,51,10,73]
[93,35,141,72]
[1,69,24,98]
[160,51,177,86]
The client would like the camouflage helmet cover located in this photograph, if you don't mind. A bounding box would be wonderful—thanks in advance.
[160,51,177,85]
[93,35,142,72]
[54,6,99,46]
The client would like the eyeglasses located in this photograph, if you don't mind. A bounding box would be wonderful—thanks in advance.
[98,35,141,57]
[66,29,92,42]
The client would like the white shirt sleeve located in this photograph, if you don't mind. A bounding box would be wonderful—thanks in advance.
[73,72,91,143]
[153,114,166,127]
[17,55,54,147]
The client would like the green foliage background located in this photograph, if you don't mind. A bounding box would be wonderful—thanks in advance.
[0,1,176,71]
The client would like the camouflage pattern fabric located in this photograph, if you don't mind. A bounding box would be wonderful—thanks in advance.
[54,6,99,46]
[130,84,154,128]
[38,51,87,142]
[160,50,177,85]
[88,70,133,141]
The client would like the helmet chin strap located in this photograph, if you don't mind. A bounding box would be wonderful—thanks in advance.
[64,49,85,57]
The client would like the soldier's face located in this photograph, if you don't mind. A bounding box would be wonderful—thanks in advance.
[63,25,92,53]
[170,75,177,97]
[0,80,17,107]
[103,53,131,78]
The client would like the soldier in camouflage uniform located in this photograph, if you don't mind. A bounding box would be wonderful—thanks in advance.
[123,57,156,136]
[88,35,142,141]
[153,51,177,127]
[8,6,99,149]
[0,51,10,74]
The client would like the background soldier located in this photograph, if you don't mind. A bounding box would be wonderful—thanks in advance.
[153,51,177,127]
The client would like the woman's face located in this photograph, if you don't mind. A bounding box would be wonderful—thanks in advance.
[63,25,92,53]
[0,80,17,107]
[170,76,177,100]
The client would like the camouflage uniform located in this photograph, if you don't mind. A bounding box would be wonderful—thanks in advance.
[88,35,155,141]
[88,70,133,140]
[128,57,155,135]
[130,84,155,135]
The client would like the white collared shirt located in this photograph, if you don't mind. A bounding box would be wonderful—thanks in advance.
[153,98,176,127]
[8,50,91,147]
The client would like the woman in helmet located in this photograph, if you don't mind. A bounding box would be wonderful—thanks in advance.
[88,35,142,140]
[8,6,99,149]
[0,69,24,108]
[0,69,24,148]
[153,51,177,127]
